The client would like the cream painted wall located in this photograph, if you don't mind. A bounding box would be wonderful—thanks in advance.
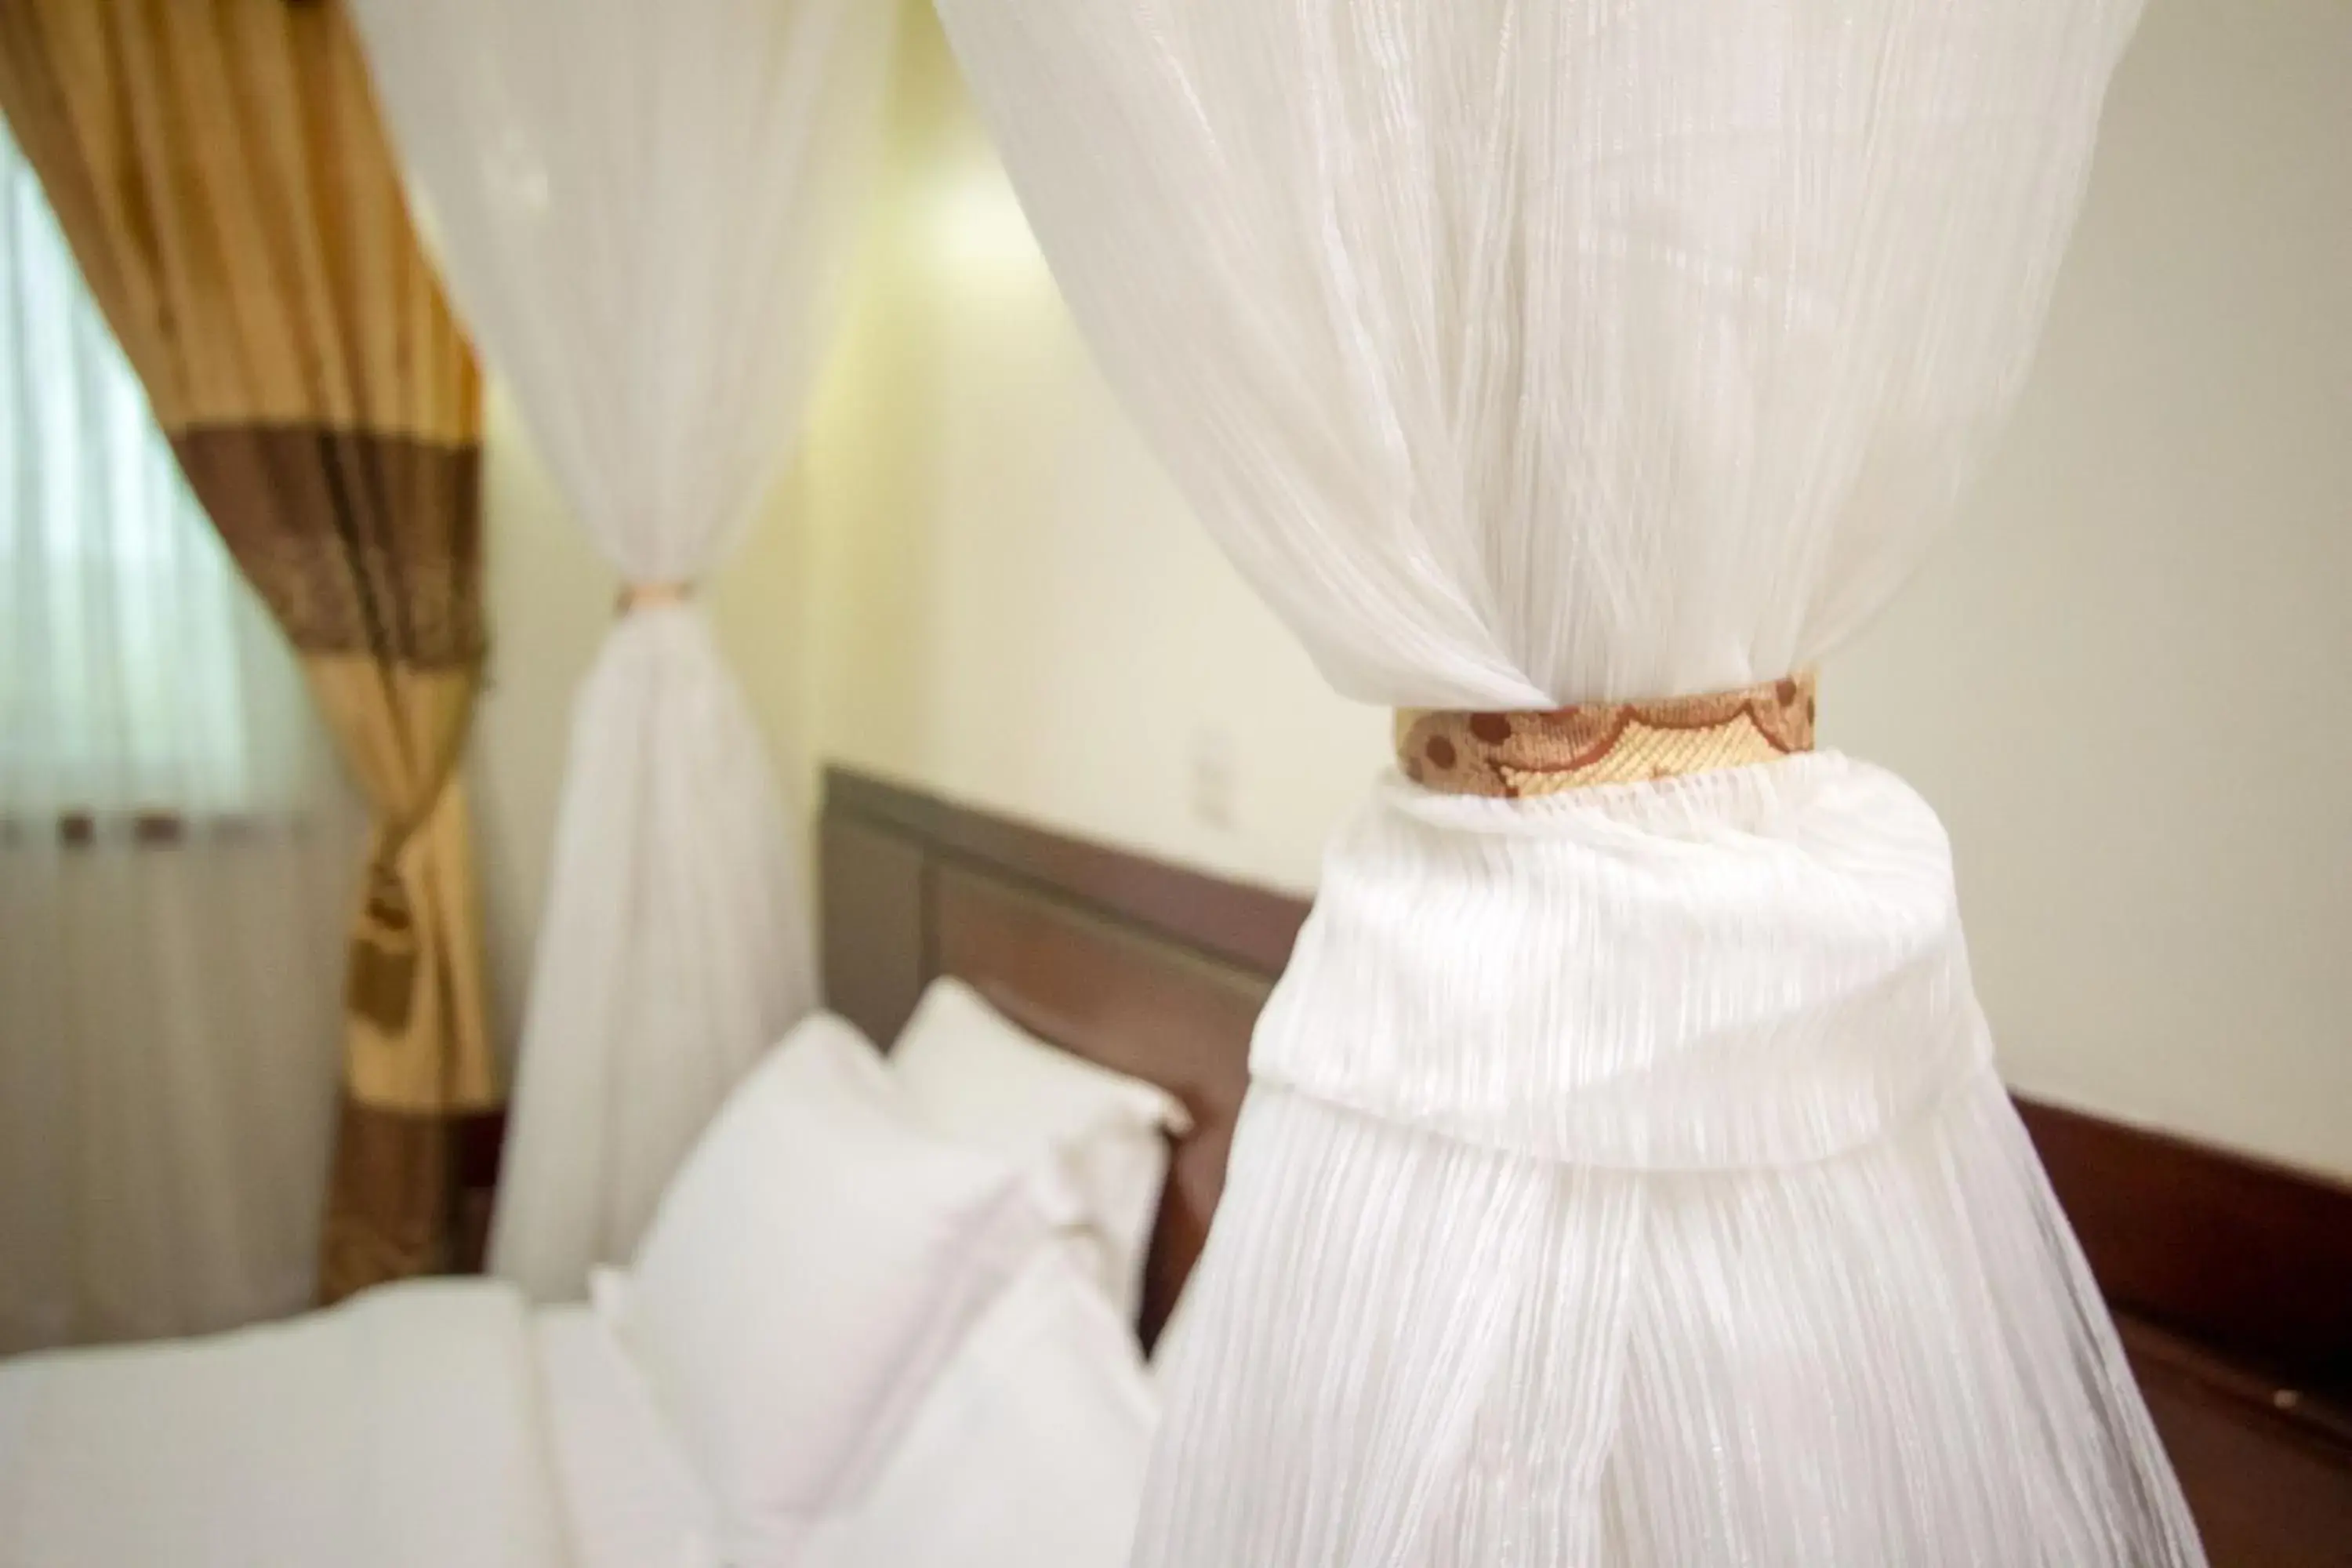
[798,5,1388,899]
[1828,0,2352,1175]
[792,0,2351,1177]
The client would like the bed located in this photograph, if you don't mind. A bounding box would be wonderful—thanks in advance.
[0,767,1275,1568]
[7,766,2341,1566]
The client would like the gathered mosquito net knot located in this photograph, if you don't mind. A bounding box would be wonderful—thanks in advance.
[936,2,2203,1561]
[1252,751,1986,1174]
[1336,670,1966,1175]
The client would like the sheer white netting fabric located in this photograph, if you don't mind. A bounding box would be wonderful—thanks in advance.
[932,2,2202,1563]
[0,120,358,1352]
[348,0,894,1300]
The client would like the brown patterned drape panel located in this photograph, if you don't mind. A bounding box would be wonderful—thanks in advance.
[0,0,499,1302]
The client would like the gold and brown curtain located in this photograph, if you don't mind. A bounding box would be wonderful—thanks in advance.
[0,0,496,1302]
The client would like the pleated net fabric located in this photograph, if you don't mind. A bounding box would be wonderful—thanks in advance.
[930,1,2204,1563]
[347,0,895,1299]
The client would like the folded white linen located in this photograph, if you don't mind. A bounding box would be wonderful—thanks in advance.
[804,1243,1160,1568]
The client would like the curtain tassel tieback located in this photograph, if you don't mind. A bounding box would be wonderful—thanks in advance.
[343,747,470,1038]
[347,840,423,1033]
[616,579,695,615]
[1397,670,1817,797]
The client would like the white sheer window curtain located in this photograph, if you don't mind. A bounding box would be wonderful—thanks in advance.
[0,118,357,1354]
[347,0,895,1301]
[932,2,2204,1564]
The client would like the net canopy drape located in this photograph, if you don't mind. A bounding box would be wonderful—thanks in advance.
[347,0,896,1301]
[0,0,495,1304]
[931,2,2204,1563]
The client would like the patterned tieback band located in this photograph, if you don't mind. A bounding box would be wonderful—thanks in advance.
[1397,672,1817,797]
[617,579,695,615]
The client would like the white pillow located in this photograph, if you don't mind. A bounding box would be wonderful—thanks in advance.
[891,977,1191,1322]
[612,1012,1049,1567]
[802,1240,1161,1568]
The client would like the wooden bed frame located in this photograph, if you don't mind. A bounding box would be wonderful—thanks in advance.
[815,764,2351,1559]
[818,768,1305,1348]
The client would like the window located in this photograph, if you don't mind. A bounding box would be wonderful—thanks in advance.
[0,117,314,826]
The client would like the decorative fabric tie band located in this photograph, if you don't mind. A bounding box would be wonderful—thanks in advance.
[1397,671,1817,797]
[616,580,695,615]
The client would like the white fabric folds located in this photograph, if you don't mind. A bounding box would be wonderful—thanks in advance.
[1152,760,2196,1563]
[937,1,2145,711]
[929,1,2203,1562]
[347,0,895,1299]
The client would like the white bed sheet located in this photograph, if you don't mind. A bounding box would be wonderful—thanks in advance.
[0,1279,568,1568]
[534,1303,717,1568]
[0,1253,1160,1568]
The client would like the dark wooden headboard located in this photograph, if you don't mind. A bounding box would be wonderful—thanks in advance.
[818,766,1307,1348]
[814,764,2351,1558]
